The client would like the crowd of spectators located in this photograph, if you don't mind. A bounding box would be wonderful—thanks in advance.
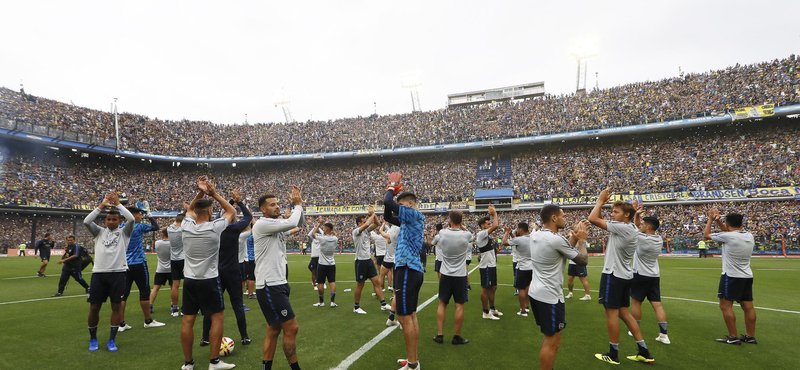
[1,56,797,157]
[3,120,797,212]
[513,121,800,200]
[0,87,114,138]
[0,147,475,211]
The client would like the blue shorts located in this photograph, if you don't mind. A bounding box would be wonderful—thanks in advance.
[394,266,424,316]
[434,260,442,273]
[257,283,295,327]
[480,267,498,288]
[598,273,632,309]
[718,274,753,303]
[529,297,566,336]
[568,264,588,277]
[355,259,378,282]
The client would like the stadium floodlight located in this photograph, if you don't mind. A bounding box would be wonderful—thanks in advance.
[274,89,295,124]
[112,98,119,150]
[401,71,423,112]
[570,41,599,94]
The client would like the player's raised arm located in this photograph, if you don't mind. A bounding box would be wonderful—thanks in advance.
[200,178,236,224]
[588,188,612,230]
[83,194,111,236]
[570,220,590,266]
[703,209,719,240]
[487,205,499,234]
[633,200,644,228]
[501,224,513,246]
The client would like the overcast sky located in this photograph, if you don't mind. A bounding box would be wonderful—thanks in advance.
[1,0,798,125]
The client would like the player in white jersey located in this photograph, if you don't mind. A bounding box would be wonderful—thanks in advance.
[352,208,392,314]
[432,223,443,279]
[704,209,757,345]
[306,226,322,290]
[476,205,502,320]
[253,186,305,370]
[149,228,173,314]
[167,213,185,317]
[628,204,670,345]
[83,192,134,352]
[312,219,339,307]
[528,205,589,370]
[566,258,591,301]
[371,224,388,295]
[179,177,237,370]
[502,223,531,316]
[589,189,654,364]
[378,221,400,296]
[433,211,473,345]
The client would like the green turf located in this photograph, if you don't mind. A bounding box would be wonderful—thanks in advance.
[1,255,798,369]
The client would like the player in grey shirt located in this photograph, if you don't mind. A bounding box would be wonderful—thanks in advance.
[179,177,237,370]
[476,205,502,320]
[167,213,185,317]
[252,186,304,370]
[83,192,135,352]
[629,204,670,345]
[502,223,532,316]
[704,209,757,345]
[433,211,473,345]
[528,204,589,370]
[312,219,339,307]
[352,208,391,314]
[306,226,322,290]
[149,229,173,315]
[589,190,653,364]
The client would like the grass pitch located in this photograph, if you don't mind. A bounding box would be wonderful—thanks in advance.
[1,255,798,370]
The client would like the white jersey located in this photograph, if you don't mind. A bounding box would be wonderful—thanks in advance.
[372,230,387,256]
[253,205,304,288]
[476,229,496,268]
[711,230,755,278]
[307,227,321,258]
[182,215,229,280]
[155,240,172,273]
[238,230,251,263]
[432,234,442,261]
[383,225,400,263]
[528,229,579,304]
[509,235,532,271]
[316,234,338,266]
[634,233,662,277]
[167,223,185,261]
[353,227,372,260]
[437,228,473,277]
[83,205,134,273]
[602,221,638,280]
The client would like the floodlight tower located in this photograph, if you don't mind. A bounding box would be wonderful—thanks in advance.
[570,45,598,94]
[401,72,422,112]
[274,89,295,123]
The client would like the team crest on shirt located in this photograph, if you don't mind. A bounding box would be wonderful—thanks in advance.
[103,232,121,247]
[281,309,288,317]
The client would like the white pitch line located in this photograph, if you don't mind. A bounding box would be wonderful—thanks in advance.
[1,276,46,280]
[328,265,480,370]
[0,289,139,306]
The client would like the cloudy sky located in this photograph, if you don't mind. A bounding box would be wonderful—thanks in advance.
[1,0,798,125]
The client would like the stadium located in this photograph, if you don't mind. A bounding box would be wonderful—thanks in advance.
[1,3,800,370]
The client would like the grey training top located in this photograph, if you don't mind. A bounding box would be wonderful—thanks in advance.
[437,228,474,277]
[181,215,229,280]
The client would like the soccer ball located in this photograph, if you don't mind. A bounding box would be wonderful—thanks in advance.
[220,337,235,356]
